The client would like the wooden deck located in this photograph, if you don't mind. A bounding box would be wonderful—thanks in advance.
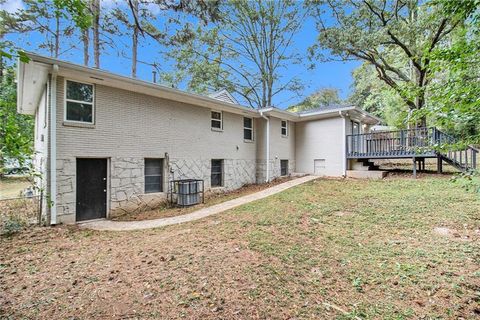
[346,127,478,172]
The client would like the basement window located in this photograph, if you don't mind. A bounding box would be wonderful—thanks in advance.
[243,117,253,141]
[65,80,94,123]
[145,158,163,193]
[281,160,289,176]
[211,159,223,187]
[281,120,288,137]
[211,111,223,130]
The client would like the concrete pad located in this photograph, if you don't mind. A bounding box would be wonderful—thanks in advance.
[347,170,388,179]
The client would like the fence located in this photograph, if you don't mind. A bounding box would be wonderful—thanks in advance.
[0,194,43,230]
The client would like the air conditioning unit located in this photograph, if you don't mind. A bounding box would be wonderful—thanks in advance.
[169,179,204,207]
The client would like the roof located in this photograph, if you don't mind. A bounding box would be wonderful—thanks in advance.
[17,53,257,118]
[17,53,381,125]
[208,89,239,105]
[297,104,355,114]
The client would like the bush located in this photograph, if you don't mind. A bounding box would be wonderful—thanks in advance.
[1,215,26,237]
[452,170,480,195]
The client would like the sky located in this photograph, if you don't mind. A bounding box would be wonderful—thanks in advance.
[1,0,361,109]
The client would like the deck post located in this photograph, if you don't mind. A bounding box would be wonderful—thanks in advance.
[412,156,417,178]
[437,155,443,173]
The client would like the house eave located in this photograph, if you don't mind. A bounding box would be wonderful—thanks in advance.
[21,53,258,117]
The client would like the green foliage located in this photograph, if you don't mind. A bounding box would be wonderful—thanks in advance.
[0,67,34,174]
[452,170,480,196]
[0,0,92,61]
[1,215,25,237]
[287,88,342,112]
[419,0,480,143]
[349,63,408,128]
[308,0,467,128]
[161,25,233,94]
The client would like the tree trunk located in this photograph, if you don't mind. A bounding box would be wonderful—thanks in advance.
[82,29,90,66]
[92,0,100,68]
[131,0,138,78]
[0,55,3,82]
[54,14,60,58]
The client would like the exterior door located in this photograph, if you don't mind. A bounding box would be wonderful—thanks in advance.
[76,158,107,221]
[352,121,361,153]
[314,159,326,176]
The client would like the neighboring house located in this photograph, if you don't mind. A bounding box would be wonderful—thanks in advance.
[17,53,380,224]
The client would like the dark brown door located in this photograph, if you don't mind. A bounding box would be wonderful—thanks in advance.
[76,158,107,221]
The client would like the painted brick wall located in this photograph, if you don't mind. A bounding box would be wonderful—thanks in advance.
[255,117,296,182]
[54,77,257,222]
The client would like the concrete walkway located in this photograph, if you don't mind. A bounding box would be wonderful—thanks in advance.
[80,175,317,231]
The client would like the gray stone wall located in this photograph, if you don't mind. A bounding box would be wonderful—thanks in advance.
[256,158,296,183]
[56,158,76,224]
[169,158,256,190]
[55,156,257,222]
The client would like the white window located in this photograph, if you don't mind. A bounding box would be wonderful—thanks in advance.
[211,111,223,130]
[243,117,253,141]
[281,120,288,136]
[65,80,94,123]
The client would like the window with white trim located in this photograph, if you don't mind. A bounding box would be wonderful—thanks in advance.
[211,111,223,130]
[243,117,253,141]
[281,120,288,136]
[65,80,94,123]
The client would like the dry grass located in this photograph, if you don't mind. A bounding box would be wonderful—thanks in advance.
[111,176,295,221]
[1,177,479,319]
[0,177,32,200]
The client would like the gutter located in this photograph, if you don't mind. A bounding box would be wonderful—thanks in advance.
[339,111,347,177]
[259,110,270,182]
[49,64,59,225]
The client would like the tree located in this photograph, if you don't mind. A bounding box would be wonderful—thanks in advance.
[0,66,34,175]
[91,0,100,67]
[287,88,342,112]
[307,0,467,127]
[0,0,91,61]
[163,0,305,109]
[424,0,480,143]
[349,62,408,128]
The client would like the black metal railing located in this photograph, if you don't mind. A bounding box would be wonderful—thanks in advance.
[347,127,437,158]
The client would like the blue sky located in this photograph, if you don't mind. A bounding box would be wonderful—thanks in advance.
[1,0,360,109]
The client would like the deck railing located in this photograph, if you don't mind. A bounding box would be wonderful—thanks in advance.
[346,127,437,158]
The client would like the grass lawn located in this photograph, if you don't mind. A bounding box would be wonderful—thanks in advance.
[1,177,479,319]
[0,176,32,200]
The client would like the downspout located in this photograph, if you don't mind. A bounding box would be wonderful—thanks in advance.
[50,64,59,225]
[259,110,270,182]
[339,111,347,177]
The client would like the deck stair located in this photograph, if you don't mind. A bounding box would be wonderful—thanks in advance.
[351,159,381,171]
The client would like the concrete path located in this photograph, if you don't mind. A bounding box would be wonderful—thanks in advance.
[80,175,317,231]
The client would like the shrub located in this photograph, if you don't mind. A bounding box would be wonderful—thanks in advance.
[452,170,480,196]
[1,215,26,237]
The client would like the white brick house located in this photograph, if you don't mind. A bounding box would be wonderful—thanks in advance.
[17,53,379,224]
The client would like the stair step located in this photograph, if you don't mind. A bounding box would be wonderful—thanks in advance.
[347,170,388,179]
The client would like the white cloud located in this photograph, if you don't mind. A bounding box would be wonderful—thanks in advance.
[0,0,25,13]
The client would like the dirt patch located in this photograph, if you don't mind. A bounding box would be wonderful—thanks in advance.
[111,176,296,221]
[333,211,354,217]
[433,226,480,241]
